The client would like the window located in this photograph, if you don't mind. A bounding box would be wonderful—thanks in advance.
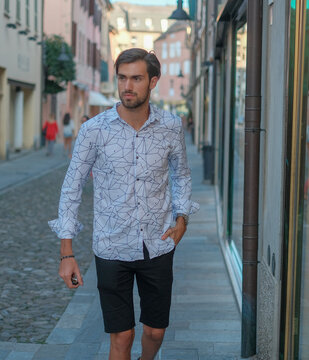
[184,60,191,74]
[145,18,153,29]
[131,36,137,46]
[162,43,168,59]
[230,23,247,260]
[117,17,125,30]
[161,19,168,32]
[132,18,139,27]
[162,63,167,75]
[87,39,91,66]
[169,63,175,76]
[169,43,175,58]
[72,22,77,57]
[176,41,181,57]
[143,35,153,50]
[89,0,94,16]
[16,0,21,23]
[34,0,38,33]
[4,0,9,14]
[26,0,30,28]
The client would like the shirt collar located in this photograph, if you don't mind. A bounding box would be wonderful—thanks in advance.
[107,102,160,125]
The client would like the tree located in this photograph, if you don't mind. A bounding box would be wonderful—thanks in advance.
[43,35,76,94]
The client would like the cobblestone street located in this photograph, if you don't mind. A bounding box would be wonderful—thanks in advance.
[0,166,94,344]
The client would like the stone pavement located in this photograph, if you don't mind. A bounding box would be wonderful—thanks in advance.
[0,143,69,195]
[0,136,242,359]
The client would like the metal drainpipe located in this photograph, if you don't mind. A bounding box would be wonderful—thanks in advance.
[241,0,263,357]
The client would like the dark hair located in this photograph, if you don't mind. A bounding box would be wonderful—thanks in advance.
[115,48,161,80]
[82,115,89,121]
[63,113,70,125]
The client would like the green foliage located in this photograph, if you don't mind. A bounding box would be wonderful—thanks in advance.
[43,35,76,94]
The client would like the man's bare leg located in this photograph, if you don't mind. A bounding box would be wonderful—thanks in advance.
[140,325,165,360]
[109,328,135,360]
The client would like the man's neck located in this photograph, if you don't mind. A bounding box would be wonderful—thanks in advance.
[117,102,150,131]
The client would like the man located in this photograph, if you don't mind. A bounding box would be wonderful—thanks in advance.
[49,48,198,360]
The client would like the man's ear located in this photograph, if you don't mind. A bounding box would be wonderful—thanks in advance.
[149,76,159,90]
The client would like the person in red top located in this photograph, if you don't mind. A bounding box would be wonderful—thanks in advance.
[42,114,58,156]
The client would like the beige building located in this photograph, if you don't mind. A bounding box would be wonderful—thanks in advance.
[0,0,43,160]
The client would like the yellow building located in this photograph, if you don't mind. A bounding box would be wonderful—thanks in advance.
[0,0,43,160]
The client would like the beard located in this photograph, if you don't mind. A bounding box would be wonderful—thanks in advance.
[119,89,150,109]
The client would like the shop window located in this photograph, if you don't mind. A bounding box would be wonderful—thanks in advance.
[230,23,247,261]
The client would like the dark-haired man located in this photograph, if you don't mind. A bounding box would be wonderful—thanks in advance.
[49,48,198,360]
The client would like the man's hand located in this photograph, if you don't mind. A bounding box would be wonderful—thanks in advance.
[59,239,83,289]
[161,217,187,246]
[59,257,83,289]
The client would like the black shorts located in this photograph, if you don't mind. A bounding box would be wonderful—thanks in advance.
[95,245,175,333]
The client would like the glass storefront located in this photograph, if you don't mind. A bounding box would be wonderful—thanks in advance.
[299,2,309,354]
[300,88,309,357]
[231,23,247,261]
[281,1,309,359]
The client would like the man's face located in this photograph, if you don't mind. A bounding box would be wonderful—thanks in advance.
[117,60,158,109]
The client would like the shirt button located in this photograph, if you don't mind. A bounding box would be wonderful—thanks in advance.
[138,202,140,205]
[136,156,139,159]
[137,178,140,181]
[136,134,139,137]
[140,229,143,231]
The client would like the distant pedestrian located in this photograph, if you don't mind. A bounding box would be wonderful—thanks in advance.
[49,48,199,360]
[42,114,58,156]
[62,113,74,158]
[81,114,89,124]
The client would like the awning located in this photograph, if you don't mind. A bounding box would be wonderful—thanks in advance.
[89,91,113,107]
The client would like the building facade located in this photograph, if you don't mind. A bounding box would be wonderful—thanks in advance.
[109,2,175,60]
[190,0,309,358]
[0,0,43,160]
[153,21,191,114]
[43,0,113,133]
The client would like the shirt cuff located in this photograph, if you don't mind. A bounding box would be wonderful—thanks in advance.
[48,218,83,239]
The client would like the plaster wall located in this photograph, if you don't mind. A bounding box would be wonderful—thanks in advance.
[257,0,289,358]
[0,0,43,158]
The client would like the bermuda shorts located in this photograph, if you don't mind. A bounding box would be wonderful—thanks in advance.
[95,244,175,333]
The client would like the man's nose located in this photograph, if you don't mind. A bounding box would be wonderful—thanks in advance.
[124,79,133,91]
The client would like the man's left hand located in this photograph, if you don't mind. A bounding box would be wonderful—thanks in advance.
[161,217,187,246]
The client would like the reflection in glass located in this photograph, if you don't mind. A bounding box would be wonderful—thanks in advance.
[231,24,247,260]
[300,91,309,358]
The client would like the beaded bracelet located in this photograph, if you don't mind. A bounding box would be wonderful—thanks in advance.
[60,255,75,261]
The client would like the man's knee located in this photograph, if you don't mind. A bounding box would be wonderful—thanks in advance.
[143,325,165,343]
[110,329,135,351]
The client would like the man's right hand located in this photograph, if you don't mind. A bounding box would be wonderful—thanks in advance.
[59,257,83,289]
[59,239,83,289]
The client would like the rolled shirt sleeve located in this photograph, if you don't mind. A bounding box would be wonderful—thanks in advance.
[48,124,97,239]
[168,120,200,219]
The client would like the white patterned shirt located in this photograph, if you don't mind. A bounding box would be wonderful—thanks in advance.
[49,103,199,261]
